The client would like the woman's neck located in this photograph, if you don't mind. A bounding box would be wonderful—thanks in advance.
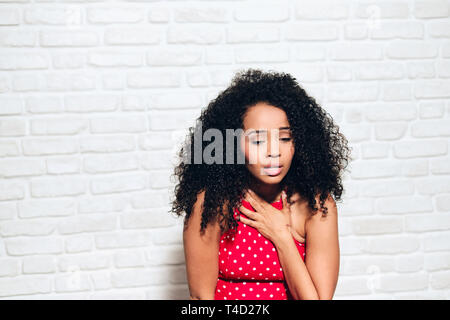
[248,180,283,204]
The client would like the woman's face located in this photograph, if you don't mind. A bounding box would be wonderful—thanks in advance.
[240,102,295,185]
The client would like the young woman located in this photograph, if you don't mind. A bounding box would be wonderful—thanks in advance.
[171,69,351,300]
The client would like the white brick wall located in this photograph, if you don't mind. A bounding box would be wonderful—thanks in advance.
[0,0,449,300]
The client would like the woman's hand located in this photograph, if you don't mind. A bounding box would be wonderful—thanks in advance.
[238,189,293,245]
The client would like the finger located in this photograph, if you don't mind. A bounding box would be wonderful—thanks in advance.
[239,215,258,228]
[282,191,291,212]
[239,205,259,220]
[247,189,267,212]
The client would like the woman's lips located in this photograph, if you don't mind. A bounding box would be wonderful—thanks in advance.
[262,166,282,176]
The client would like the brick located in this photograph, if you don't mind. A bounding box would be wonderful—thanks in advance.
[47,156,80,175]
[174,6,228,22]
[423,232,450,252]
[88,52,143,67]
[30,176,86,197]
[147,48,202,66]
[407,62,436,79]
[127,71,181,88]
[0,8,19,25]
[0,277,51,297]
[355,62,405,80]
[87,8,143,24]
[95,232,150,249]
[0,219,55,237]
[395,253,424,272]
[0,53,48,70]
[78,195,128,214]
[146,245,184,265]
[54,273,91,293]
[90,173,147,194]
[328,84,378,102]
[65,234,94,253]
[40,30,98,47]
[80,135,135,153]
[285,23,338,41]
[424,252,450,271]
[58,214,116,235]
[376,195,433,214]
[23,137,80,154]
[22,256,56,274]
[393,140,447,158]
[340,256,395,276]
[235,45,289,63]
[414,0,449,18]
[31,117,88,135]
[114,250,145,268]
[25,7,82,25]
[52,52,86,69]
[0,159,46,178]
[419,101,445,119]
[430,271,450,289]
[334,198,374,217]
[379,273,429,292]
[354,2,410,19]
[148,7,170,23]
[0,258,19,277]
[130,190,169,209]
[111,268,168,288]
[83,153,138,173]
[6,237,63,256]
[0,30,37,47]
[366,103,417,122]
[120,210,176,229]
[405,213,450,232]
[234,5,287,22]
[374,122,408,140]
[58,253,110,271]
[90,116,147,134]
[0,202,16,220]
[436,194,450,211]
[414,80,450,98]
[365,235,420,254]
[18,198,76,218]
[26,96,63,114]
[0,140,19,157]
[148,109,200,131]
[0,96,22,115]
[330,43,383,60]
[370,21,424,39]
[411,120,450,138]
[0,118,26,136]
[350,160,400,179]
[387,41,438,59]
[382,83,412,101]
[104,27,161,45]
[0,181,24,201]
[167,26,223,44]
[295,1,348,20]
[352,217,403,235]
[227,26,279,43]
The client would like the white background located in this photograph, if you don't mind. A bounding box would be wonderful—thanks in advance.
[0,0,449,299]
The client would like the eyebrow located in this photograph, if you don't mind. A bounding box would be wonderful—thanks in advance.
[246,127,291,135]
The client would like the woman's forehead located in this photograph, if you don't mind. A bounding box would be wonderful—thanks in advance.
[243,103,290,131]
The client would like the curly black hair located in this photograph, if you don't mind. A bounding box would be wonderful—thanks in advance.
[170,68,352,236]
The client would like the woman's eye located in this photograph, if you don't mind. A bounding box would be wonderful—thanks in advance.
[251,138,291,145]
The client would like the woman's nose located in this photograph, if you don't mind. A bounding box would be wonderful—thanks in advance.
[266,135,280,158]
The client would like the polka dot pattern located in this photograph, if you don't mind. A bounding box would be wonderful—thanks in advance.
[214,197,306,300]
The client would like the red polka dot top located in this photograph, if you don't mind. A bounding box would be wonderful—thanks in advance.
[214,196,306,300]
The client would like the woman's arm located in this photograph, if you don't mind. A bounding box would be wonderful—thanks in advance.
[183,190,222,300]
[274,194,340,300]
